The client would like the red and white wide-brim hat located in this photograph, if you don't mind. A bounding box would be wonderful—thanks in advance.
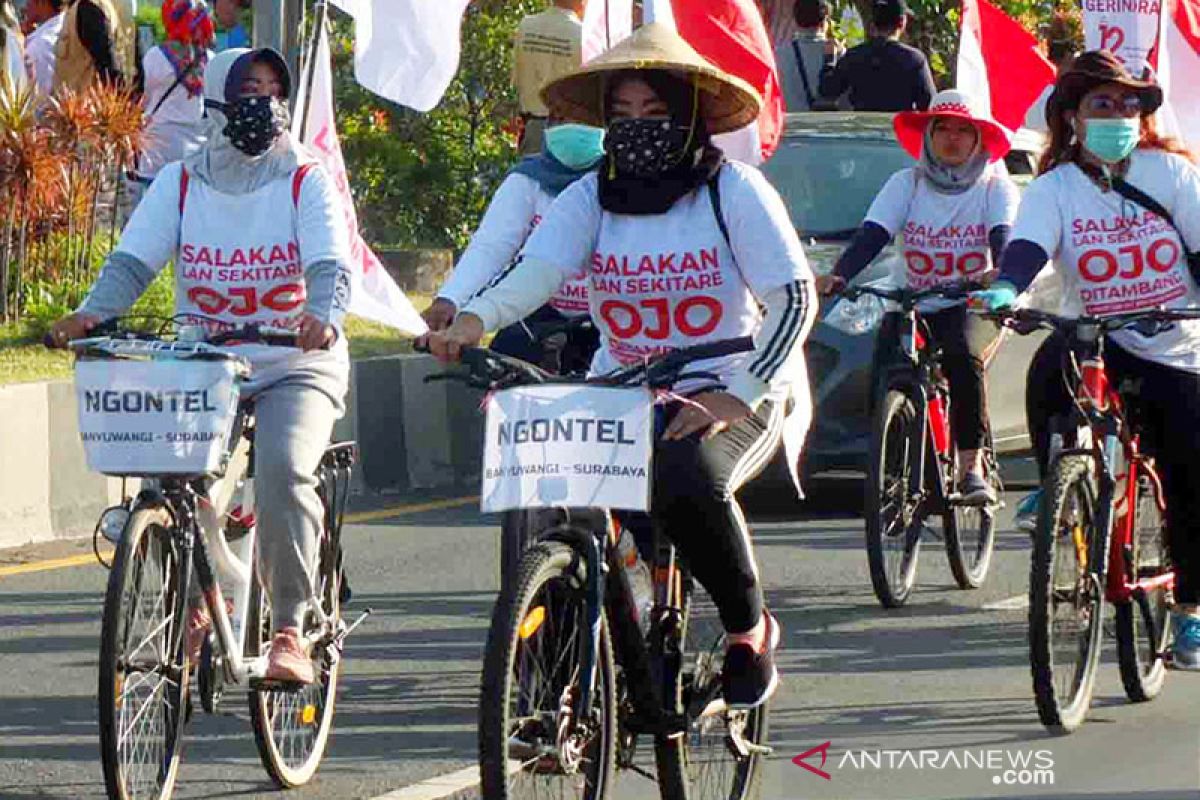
[894,89,1013,163]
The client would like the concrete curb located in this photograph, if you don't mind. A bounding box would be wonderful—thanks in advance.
[0,354,484,549]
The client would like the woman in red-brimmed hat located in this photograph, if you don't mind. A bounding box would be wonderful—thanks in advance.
[974,50,1200,671]
[816,88,1019,505]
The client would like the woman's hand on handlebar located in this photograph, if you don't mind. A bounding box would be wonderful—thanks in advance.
[421,298,457,332]
[968,281,1018,312]
[428,312,486,363]
[663,391,752,441]
[814,274,846,297]
[46,312,101,349]
[298,313,337,352]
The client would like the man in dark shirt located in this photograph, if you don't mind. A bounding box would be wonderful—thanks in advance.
[817,0,935,111]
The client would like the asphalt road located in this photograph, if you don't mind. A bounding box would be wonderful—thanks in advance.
[1,479,1198,800]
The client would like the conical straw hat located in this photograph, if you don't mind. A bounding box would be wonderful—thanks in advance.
[540,22,762,135]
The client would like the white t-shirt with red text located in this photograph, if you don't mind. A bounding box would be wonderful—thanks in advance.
[867,167,1019,309]
[1012,150,1200,372]
[439,172,589,315]
[115,160,350,368]
[516,163,812,401]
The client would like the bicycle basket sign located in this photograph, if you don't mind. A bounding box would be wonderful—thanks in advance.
[74,358,243,476]
[482,385,654,513]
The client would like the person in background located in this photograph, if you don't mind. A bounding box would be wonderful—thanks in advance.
[21,0,64,95]
[775,0,841,112]
[212,0,247,51]
[422,118,604,367]
[53,0,134,92]
[818,0,935,112]
[130,0,213,198]
[1023,13,1078,134]
[1,0,28,90]
[512,0,585,156]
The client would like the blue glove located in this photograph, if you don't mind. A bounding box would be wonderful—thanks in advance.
[969,281,1018,311]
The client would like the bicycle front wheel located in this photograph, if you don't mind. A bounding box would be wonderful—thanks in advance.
[1029,455,1104,734]
[1116,475,1171,702]
[248,539,342,786]
[866,388,923,608]
[654,588,769,800]
[98,506,190,800]
[479,540,616,800]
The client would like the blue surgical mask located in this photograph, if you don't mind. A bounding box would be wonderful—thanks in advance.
[544,124,606,169]
[1082,117,1141,164]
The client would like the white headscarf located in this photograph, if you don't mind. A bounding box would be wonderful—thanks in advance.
[183,48,314,195]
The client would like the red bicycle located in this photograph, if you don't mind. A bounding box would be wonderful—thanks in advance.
[988,305,1200,733]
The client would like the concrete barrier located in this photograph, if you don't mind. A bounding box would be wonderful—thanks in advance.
[0,354,486,549]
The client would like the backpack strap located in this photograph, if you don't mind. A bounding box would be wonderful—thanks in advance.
[706,167,763,307]
[792,39,818,110]
[178,167,190,215]
[292,163,316,208]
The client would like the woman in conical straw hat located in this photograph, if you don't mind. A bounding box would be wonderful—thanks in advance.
[430,21,817,710]
[816,88,1018,508]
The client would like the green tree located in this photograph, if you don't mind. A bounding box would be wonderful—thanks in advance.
[333,0,541,251]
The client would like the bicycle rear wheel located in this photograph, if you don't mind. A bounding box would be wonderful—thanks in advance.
[866,388,923,608]
[654,588,768,800]
[1029,455,1104,734]
[99,506,190,800]
[945,449,999,590]
[479,539,616,799]
[1116,475,1171,702]
[248,534,343,786]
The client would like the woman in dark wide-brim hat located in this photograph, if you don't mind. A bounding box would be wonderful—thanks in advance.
[974,50,1200,669]
[431,21,817,710]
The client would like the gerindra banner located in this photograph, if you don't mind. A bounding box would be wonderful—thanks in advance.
[1083,0,1163,74]
[481,385,654,513]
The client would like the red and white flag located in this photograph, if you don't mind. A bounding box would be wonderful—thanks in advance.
[1155,0,1200,152]
[956,0,1056,132]
[649,0,784,164]
[293,23,428,336]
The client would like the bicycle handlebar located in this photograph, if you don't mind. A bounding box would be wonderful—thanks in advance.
[48,318,304,351]
[838,281,986,308]
[981,306,1200,340]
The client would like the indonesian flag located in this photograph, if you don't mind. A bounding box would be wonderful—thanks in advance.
[329,0,470,113]
[293,23,428,336]
[656,0,785,164]
[956,0,1056,131]
[583,0,636,63]
[1156,0,1200,152]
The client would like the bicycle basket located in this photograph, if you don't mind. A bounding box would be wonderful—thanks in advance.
[73,341,248,477]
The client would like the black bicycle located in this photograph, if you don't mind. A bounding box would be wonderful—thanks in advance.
[63,321,361,800]
[840,284,1002,608]
[437,339,771,799]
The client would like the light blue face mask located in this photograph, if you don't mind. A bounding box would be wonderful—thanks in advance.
[544,123,606,169]
[1082,117,1141,164]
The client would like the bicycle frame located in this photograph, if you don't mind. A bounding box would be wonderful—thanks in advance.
[1052,342,1173,607]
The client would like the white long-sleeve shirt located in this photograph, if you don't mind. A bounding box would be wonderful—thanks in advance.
[439,172,589,315]
[463,161,817,412]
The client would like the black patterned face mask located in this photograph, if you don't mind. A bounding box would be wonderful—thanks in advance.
[219,95,289,157]
[604,117,694,178]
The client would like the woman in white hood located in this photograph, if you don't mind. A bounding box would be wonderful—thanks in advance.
[51,47,352,685]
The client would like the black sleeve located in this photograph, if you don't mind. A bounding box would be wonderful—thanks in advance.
[913,56,936,110]
[988,224,1011,266]
[833,222,891,281]
[76,0,121,84]
[818,53,847,99]
[997,239,1050,292]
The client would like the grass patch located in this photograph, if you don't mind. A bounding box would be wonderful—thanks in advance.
[0,295,434,386]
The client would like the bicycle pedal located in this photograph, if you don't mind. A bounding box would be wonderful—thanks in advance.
[334,607,373,650]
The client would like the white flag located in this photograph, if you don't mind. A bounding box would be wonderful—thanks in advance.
[330,0,471,112]
[294,23,428,336]
[582,0,635,63]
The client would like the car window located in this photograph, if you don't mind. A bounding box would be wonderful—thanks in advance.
[762,137,914,240]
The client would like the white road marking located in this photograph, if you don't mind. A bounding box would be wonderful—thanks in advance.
[369,764,479,800]
[983,594,1030,611]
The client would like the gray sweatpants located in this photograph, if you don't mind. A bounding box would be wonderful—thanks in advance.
[245,350,348,631]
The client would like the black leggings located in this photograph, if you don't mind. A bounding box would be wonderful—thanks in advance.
[650,400,783,633]
[875,306,998,451]
[1026,335,1200,604]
